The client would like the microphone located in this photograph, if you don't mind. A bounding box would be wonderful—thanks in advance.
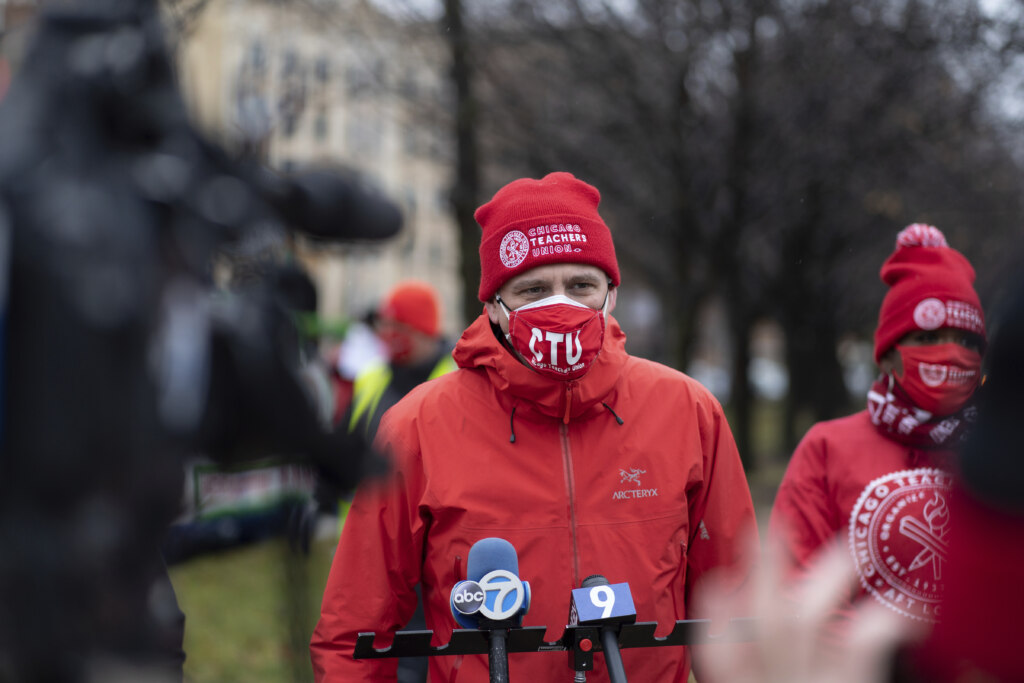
[449,538,530,683]
[450,537,531,627]
[255,166,403,242]
[569,575,636,683]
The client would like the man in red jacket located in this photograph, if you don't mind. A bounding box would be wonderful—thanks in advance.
[769,224,986,637]
[311,172,758,682]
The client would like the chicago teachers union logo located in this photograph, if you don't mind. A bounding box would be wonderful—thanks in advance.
[499,230,530,268]
[913,298,947,330]
[848,468,953,622]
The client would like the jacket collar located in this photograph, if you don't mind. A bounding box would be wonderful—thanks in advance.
[452,311,627,422]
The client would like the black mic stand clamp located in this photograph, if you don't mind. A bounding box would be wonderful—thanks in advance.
[567,625,601,678]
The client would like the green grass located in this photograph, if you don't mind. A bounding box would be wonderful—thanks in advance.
[170,536,337,683]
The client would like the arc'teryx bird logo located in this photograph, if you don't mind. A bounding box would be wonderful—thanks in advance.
[613,467,658,501]
[619,467,646,486]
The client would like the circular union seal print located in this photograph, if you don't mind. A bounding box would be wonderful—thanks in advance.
[918,363,948,388]
[913,298,947,330]
[848,468,953,622]
[499,230,530,268]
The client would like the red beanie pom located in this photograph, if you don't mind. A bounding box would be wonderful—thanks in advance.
[896,223,949,249]
[873,224,985,363]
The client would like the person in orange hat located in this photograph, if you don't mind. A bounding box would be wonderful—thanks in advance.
[769,223,986,640]
[335,280,456,683]
[346,280,456,439]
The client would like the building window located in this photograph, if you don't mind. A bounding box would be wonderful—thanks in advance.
[249,40,267,78]
[314,108,329,141]
[402,125,417,156]
[315,56,330,84]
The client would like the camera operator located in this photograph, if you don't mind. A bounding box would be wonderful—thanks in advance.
[0,2,399,680]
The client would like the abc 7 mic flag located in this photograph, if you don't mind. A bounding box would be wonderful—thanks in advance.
[450,538,531,628]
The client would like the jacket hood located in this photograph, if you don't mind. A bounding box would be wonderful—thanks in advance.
[452,310,628,422]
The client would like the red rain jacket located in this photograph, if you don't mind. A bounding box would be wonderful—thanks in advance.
[769,410,955,629]
[311,314,757,682]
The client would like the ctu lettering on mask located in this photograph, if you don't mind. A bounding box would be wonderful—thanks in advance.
[528,328,584,367]
[499,294,608,381]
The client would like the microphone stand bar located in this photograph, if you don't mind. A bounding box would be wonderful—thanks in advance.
[489,628,510,683]
[354,617,757,660]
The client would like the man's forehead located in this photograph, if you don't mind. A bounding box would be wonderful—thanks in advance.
[504,263,606,287]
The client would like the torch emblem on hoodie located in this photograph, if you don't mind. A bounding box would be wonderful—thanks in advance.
[848,467,952,622]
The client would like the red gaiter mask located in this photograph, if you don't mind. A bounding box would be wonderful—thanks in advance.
[498,294,607,381]
[895,343,982,416]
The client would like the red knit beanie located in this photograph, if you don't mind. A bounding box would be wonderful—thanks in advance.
[379,280,440,337]
[474,172,620,302]
[873,224,985,363]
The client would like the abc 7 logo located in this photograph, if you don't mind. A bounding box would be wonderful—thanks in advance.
[451,570,525,621]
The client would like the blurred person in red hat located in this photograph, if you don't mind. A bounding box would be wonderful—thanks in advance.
[311,172,758,682]
[346,280,456,439]
[769,224,986,644]
[338,279,456,683]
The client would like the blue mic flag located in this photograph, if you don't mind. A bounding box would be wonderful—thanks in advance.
[569,580,636,627]
[467,537,519,580]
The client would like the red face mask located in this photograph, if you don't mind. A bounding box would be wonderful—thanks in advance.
[377,327,415,364]
[498,294,607,381]
[894,343,982,416]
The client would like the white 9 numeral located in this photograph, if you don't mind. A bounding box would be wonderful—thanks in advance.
[589,585,615,619]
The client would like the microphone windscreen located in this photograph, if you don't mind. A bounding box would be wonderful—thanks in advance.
[466,537,519,581]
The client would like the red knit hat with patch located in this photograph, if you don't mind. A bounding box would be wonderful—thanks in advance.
[873,224,985,363]
[475,172,620,302]
[379,280,440,337]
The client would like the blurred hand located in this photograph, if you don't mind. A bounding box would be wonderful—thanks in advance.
[695,539,921,683]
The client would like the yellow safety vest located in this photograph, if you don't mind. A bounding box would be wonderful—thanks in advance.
[346,354,457,435]
[339,353,457,533]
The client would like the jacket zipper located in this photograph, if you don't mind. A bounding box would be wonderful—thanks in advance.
[560,420,581,588]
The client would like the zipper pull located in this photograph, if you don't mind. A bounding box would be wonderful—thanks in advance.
[563,382,573,424]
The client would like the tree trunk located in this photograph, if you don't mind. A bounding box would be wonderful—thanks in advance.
[443,0,482,326]
[728,308,755,470]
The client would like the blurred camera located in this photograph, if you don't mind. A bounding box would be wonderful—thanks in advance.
[0,1,399,679]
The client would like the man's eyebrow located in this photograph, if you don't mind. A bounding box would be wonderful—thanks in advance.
[566,273,601,284]
[510,278,550,290]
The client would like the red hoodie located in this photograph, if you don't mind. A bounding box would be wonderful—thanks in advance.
[768,411,955,630]
[311,314,757,682]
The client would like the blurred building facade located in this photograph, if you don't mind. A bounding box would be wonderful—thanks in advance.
[176,0,463,336]
[0,0,37,99]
